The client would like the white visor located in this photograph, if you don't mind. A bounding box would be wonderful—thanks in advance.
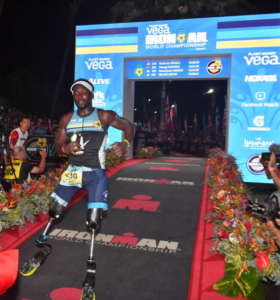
[70,81,93,94]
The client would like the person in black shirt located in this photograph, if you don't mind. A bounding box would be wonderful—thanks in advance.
[4,146,46,182]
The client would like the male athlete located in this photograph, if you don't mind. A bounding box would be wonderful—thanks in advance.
[20,79,134,300]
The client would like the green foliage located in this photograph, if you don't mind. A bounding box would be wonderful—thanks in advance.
[135,147,163,158]
[111,0,258,23]
[207,149,280,299]
[214,264,260,299]
[105,149,126,168]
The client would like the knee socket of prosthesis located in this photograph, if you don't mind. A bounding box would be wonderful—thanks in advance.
[49,201,65,219]
[86,208,103,230]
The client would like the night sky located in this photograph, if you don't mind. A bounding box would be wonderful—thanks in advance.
[0,0,279,123]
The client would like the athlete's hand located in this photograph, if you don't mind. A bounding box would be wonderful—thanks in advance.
[64,142,82,155]
[110,142,127,157]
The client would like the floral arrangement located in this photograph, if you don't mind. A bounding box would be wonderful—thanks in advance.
[205,148,280,300]
[135,147,163,158]
[0,166,64,239]
[105,148,126,168]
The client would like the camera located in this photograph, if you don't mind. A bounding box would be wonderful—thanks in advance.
[246,193,280,229]
[260,153,280,163]
[260,143,280,163]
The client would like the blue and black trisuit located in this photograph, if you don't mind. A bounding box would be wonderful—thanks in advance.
[52,109,108,210]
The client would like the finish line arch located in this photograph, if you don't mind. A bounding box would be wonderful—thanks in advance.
[75,13,280,184]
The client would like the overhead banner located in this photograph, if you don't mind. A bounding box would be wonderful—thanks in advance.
[75,14,280,183]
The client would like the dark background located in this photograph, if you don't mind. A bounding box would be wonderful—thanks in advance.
[0,0,279,122]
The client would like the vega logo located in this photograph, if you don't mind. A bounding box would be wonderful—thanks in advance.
[244,52,280,66]
[85,58,113,70]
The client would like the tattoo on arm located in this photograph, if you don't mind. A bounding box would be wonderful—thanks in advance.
[116,115,130,130]
[116,115,129,124]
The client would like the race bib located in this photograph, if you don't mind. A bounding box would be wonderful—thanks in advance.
[60,165,83,187]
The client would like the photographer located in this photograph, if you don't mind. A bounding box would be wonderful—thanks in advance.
[261,148,280,247]
[4,146,46,182]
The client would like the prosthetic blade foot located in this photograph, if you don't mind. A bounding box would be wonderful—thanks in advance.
[80,285,96,300]
[19,244,52,276]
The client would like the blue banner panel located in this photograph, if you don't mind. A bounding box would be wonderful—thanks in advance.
[75,13,280,183]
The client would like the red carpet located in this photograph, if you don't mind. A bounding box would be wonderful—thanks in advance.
[0,158,149,253]
[187,159,249,300]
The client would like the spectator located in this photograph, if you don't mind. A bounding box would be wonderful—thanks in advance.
[29,120,45,136]
[4,117,30,165]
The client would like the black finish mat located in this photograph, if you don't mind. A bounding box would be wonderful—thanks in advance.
[1,157,207,300]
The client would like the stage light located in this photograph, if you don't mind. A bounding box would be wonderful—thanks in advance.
[171,104,174,107]
[148,99,151,102]
[207,89,214,94]
[154,111,157,113]
[135,108,137,111]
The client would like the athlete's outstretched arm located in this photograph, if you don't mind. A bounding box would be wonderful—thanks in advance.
[100,110,135,157]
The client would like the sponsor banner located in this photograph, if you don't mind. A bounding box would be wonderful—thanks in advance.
[26,135,64,165]
[116,177,195,186]
[49,229,180,254]
[75,14,280,183]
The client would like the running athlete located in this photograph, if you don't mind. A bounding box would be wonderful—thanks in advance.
[19,79,134,300]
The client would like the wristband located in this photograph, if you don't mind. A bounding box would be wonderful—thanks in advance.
[62,144,66,154]
[123,139,130,147]
[269,167,275,172]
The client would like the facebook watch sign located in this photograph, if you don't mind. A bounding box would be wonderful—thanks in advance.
[75,13,280,184]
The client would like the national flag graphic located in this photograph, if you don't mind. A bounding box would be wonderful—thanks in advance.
[184,117,188,134]
[164,95,170,131]
[194,114,197,133]
[202,112,206,134]
[173,103,177,137]
[170,107,174,132]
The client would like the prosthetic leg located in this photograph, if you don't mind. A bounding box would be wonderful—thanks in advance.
[19,201,65,276]
[80,208,103,300]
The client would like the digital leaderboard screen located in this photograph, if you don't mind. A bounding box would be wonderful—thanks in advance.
[127,56,230,79]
